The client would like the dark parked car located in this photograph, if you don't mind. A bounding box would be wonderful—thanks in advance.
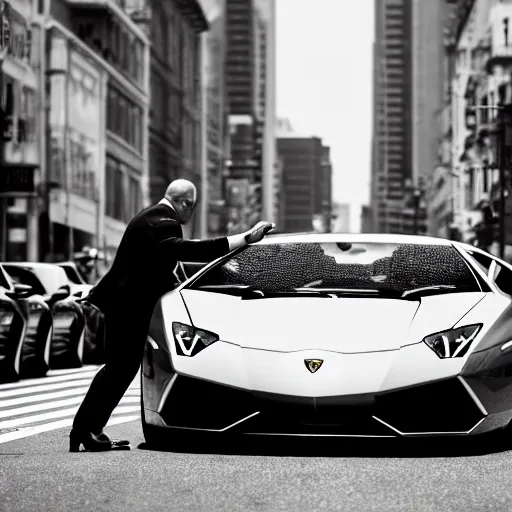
[2,263,86,370]
[0,264,53,381]
[55,261,105,364]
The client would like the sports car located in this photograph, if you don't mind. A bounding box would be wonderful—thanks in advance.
[141,233,512,446]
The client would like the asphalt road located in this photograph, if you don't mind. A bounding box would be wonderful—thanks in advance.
[1,368,512,512]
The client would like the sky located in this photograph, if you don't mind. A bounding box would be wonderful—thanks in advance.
[275,0,375,232]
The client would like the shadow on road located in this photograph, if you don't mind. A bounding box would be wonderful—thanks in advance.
[137,432,512,458]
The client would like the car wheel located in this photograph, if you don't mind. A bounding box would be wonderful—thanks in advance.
[140,377,195,451]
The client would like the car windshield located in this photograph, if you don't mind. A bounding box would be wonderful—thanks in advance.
[189,242,482,297]
[60,264,85,285]
[3,265,69,295]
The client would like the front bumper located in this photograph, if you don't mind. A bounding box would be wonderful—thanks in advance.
[143,373,509,438]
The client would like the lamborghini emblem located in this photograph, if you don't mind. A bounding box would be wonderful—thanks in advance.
[305,359,323,373]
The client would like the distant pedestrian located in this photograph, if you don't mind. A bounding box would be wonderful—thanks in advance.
[70,179,274,452]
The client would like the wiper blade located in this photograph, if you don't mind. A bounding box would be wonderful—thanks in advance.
[195,284,264,298]
[196,285,336,299]
[401,285,470,299]
[294,287,404,298]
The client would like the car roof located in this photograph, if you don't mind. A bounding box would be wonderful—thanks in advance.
[2,262,69,294]
[258,232,455,246]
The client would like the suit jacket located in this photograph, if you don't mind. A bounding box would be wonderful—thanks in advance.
[85,202,230,314]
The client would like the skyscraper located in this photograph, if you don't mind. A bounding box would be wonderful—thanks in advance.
[372,0,451,235]
[224,0,276,231]
[371,0,413,234]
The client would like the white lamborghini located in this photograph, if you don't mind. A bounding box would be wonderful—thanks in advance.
[141,233,512,445]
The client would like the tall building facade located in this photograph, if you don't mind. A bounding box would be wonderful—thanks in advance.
[140,0,208,238]
[0,0,41,261]
[39,0,150,263]
[426,0,459,238]
[0,0,151,262]
[443,0,512,259]
[318,145,332,229]
[277,128,328,233]
[371,0,451,235]
[411,0,445,184]
[223,0,275,233]
[371,0,413,234]
[200,0,229,237]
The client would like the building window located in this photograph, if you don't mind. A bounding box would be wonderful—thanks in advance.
[127,174,142,219]
[133,39,144,85]
[69,132,96,200]
[106,85,143,152]
[105,156,126,222]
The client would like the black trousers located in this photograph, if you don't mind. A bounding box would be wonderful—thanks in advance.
[72,303,153,433]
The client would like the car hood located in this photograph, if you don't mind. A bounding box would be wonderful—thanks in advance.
[179,290,487,353]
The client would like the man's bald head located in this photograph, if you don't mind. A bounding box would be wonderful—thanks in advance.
[164,179,197,225]
[164,179,197,201]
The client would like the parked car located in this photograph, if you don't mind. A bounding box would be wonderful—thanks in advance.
[2,263,86,370]
[0,268,30,383]
[0,262,55,381]
[55,261,105,364]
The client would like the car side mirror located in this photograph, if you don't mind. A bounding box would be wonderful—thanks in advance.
[6,283,34,299]
[52,286,71,302]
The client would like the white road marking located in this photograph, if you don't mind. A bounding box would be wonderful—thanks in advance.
[0,405,140,430]
[0,366,141,445]
[45,366,101,376]
[0,387,97,407]
[0,395,140,419]
[0,415,140,444]
[0,370,99,391]
[0,379,94,398]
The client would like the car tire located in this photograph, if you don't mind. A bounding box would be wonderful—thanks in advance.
[140,378,195,451]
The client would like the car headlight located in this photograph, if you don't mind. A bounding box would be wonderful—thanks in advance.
[423,324,482,359]
[172,322,219,357]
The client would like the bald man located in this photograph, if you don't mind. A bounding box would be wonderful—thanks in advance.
[70,179,274,452]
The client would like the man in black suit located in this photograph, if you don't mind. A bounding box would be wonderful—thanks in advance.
[70,179,275,452]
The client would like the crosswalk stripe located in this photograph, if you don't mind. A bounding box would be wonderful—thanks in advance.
[0,386,97,407]
[0,370,99,391]
[0,414,140,444]
[0,379,95,398]
[0,374,140,408]
[0,367,143,444]
[46,366,102,376]
[0,405,140,430]
[0,395,140,419]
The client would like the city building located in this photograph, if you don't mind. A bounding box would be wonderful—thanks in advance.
[319,145,333,229]
[225,0,256,181]
[360,205,372,233]
[446,0,512,259]
[0,0,41,261]
[222,0,276,233]
[39,0,150,263]
[137,0,208,239]
[223,0,258,233]
[200,0,229,237]
[370,0,413,234]
[426,0,458,239]
[411,0,445,184]
[276,124,328,233]
[372,0,451,235]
